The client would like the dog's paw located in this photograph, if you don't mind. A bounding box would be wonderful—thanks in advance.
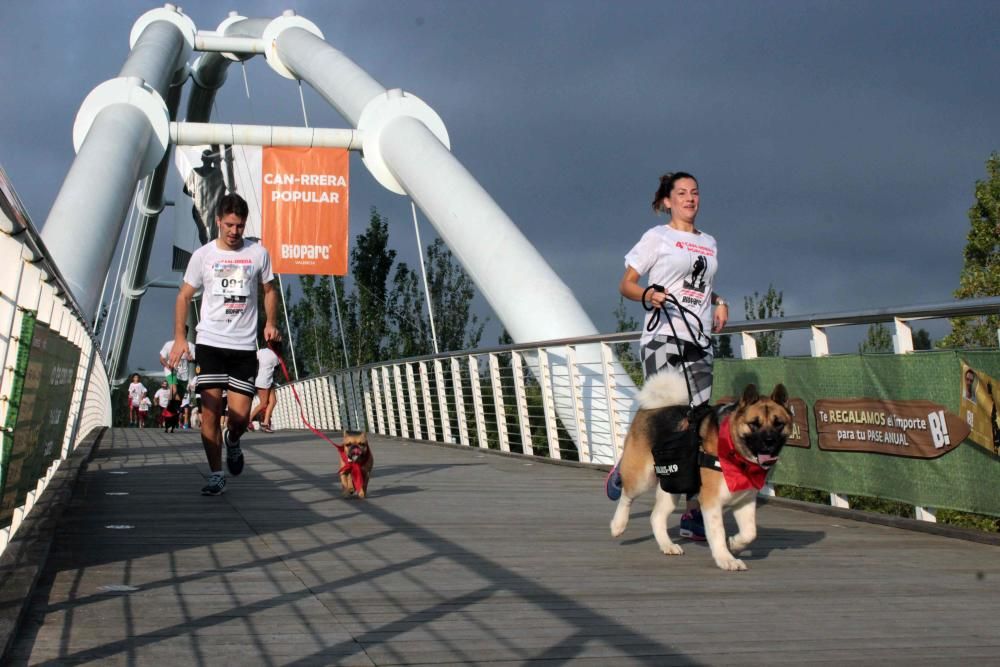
[610,518,627,538]
[715,556,748,571]
[661,543,684,556]
[727,536,750,554]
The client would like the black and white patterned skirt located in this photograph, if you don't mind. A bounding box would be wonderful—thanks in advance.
[641,335,714,406]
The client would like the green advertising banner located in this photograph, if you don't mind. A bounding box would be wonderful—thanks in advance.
[712,351,1000,517]
[0,316,80,529]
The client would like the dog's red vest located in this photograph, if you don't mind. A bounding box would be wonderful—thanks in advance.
[339,447,369,493]
[717,416,769,492]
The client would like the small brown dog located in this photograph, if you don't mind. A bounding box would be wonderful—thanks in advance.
[339,431,373,498]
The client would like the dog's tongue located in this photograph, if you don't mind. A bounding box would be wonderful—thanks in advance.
[757,453,779,467]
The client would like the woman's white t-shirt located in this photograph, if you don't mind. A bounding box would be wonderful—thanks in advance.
[183,240,274,350]
[624,225,718,346]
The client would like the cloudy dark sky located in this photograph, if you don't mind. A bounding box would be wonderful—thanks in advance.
[2,0,999,370]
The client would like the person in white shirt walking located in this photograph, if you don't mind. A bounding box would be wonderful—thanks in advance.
[153,380,171,426]
[126,373,147,427]
[160,325,196,388]
[168,193,281,496]
[249,341,282,433]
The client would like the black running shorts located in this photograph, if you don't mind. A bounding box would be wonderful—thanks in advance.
[195,344,258,398]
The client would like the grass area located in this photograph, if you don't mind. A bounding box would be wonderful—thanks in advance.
[772,484,1000,533]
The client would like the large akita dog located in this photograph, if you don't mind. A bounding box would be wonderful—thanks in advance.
[610,371,791,571]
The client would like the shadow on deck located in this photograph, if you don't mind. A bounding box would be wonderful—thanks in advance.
[5,427,999,665]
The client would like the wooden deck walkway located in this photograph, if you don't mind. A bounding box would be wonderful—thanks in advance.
[7,427,999,665]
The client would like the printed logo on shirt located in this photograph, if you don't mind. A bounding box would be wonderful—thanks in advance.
[683,255,709,295]
[675,240,716,257]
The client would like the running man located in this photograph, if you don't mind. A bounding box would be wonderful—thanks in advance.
[169,193,281,496]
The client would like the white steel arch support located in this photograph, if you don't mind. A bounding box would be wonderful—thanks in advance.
[42,8,194,324]
[273,23,635,463]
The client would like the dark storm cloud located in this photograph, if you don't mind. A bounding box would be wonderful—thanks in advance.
[1,0,998,367]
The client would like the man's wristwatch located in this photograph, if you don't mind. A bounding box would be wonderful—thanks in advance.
[714,297,727,307]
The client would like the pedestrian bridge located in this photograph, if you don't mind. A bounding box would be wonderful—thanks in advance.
[2,6,1000,662]
[3,167,1000,663]
[4,426,998,665]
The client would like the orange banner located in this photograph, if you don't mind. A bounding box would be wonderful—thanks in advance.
[261,147,349,275]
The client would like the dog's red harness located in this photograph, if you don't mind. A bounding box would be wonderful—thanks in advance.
[713,415,770,492]
[340,445,370,493]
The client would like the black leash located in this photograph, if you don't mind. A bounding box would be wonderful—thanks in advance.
[641,284,712,409]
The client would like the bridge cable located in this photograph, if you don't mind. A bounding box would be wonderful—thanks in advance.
[101,182,143,363]
[234,61,301,379]
[96,181,140,346]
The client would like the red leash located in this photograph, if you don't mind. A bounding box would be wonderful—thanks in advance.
[269,342,367,487]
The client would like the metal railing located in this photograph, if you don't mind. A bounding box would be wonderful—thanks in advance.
[273,297,1000,523]
[0,167,112,557]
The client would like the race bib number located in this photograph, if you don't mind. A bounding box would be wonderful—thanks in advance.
[213,263,251,298]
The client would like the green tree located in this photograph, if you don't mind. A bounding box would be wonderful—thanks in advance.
[940,153,1000,348]
[713,335,734,359]
[743,284,784,356]
[385,262,432,358]
[294,208,485,369]
[289,275,336,376]
[859,322,893,353]
[426,238,484,352]
[612,296,643,385]
[914,328,932,350]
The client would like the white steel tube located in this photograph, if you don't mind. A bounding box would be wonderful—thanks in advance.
[194,33,266,55]
[171,122,360,149]
[43,107,153,321]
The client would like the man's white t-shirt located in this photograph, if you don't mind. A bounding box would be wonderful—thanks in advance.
[154,387,171,408]
[183,240,274,350]
[624,225,718,347]
[160,340,196,381]
[255,347,280,389]
[127,381,147,407]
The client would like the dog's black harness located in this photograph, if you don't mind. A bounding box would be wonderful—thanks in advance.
[643,284,719,494]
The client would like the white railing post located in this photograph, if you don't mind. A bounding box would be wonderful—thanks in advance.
[328,376,342,432]
[537,348,561,459]
[740,332,758,359]
[510,350,533,455]
[893,317,914,354]
[382,366,397,437]
[564,345,591,463]
[320,378,332,430]
[435,359,453,443]
[405,363,422,440]
[419,361,437,442]
[371,368,386,435]
[468,354,487,448]
[362,371,376,433]
[600,342,624,461]
[810,325,829,357]
[830,494,850,509]
[393,364,409,439]
[451,357,469,446]
[488,352,510,452]
[914,506,937,522]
